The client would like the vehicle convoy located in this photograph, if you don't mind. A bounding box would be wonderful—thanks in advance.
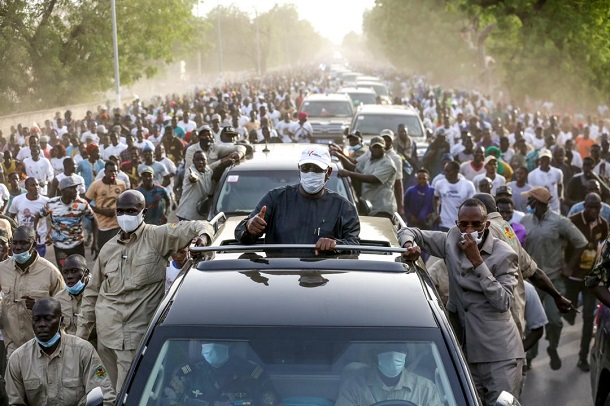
[338,87,378,107]
[298,94,354,144]
[112,243,522,406]
[590,301,610,405]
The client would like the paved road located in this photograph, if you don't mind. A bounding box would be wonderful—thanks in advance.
[521,313,593,405]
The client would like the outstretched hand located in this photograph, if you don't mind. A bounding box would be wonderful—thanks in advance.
[246,206,267,235]
[315,237,336,256]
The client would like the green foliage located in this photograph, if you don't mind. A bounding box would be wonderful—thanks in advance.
[200,4,328,76]
[0,0,197,114]
[364,0,610,108]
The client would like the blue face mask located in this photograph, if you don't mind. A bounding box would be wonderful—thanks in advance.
[349,145,362,152]
[13,250,32,264]
[35,331,61,348]
[526,204,535,214]
[201,343,229,368]
[66,280,86,295]
[377,351,407,378]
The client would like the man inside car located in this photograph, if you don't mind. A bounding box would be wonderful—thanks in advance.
[234,146,360,256]
[335,344,443,406]
[163,341,277,406]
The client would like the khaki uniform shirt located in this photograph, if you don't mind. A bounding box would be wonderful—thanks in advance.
[84,179,127,230]
[521,210,588,278]
[355,154,397,216]
[184,143,246,169]
[6,334,115,406]
[487,212,538,337]
[54,288,82,335]
[0,255,64,356]
[76,221,213,350]
[336,367,443,406]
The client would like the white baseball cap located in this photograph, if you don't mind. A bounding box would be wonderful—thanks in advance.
[299,147,331,170]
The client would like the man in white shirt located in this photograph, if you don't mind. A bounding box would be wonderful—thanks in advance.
[9,177,49,256]
[23,145,54,196]
[103,131,128,161]
[434,161,475,231]
[177,111,197,134]
[291,112,313,142]
[276,113,295,143]
[472,156,506,194]
[133,130,155,152]
[528,148,564,212]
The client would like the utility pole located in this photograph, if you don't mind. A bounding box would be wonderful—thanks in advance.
[217,3,224,83]
[255,9,261,76]
[111,0,121,109]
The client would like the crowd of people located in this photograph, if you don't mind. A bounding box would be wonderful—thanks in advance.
[0,64,608,405]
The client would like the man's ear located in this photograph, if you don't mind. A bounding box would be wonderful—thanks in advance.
[325,167,333,181]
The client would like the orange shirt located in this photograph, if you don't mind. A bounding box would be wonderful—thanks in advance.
[575,137,595,158]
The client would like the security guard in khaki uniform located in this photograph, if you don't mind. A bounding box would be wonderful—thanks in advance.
[0,226,64,359]
[76,190,214,390]
[164,342,277,406]
[53,254,90,337]
[6,297,116,405]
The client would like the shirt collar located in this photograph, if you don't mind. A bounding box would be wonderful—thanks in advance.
[367,368,414,392]
[117,223,145,244]
[36,336,64,359]
[479,229,494,255]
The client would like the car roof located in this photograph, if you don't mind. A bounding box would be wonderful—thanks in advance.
[354,104,419,115]
[163,258,437,328]
[302,93,352,102]
[338,87,377,95]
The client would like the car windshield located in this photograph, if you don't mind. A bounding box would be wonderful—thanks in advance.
[214,170,351,215]
[345,92,377,106]
[132,328,461,406]
[353,114,424,138]
[357,84,389,97]
[301,101,353,118]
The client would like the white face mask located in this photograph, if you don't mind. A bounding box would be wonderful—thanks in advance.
[117,210,144,233]
[300,171,327,194]
[201,343,229,368]
[461,231,484,245]
[377,351,406,378]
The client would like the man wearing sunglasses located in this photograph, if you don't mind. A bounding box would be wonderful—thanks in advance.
[398,198,524,405]
[235,146,360,256]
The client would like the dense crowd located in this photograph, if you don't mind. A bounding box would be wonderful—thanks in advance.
[0,64,609,405]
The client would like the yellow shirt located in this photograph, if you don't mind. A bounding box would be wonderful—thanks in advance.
[6,334,116,406]
[76,221,214,350]
[0,254,64,357]
[84,179,126,230]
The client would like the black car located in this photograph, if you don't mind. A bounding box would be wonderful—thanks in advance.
[112,245,521,406]
[590,302,610,405]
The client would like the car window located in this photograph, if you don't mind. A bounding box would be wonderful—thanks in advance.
[214,170,351,215]
[346,93,377,106]
[301,101,354,118]
[353,114,424,138]
[135,337,459,406]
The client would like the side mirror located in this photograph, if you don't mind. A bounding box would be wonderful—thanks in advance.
[495,391,521,406]
[357,198,372,216]
[85,387,104,406]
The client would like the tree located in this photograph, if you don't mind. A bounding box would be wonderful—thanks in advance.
[0,0,198,114]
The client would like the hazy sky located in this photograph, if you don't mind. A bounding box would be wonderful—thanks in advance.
[197,0,376,45]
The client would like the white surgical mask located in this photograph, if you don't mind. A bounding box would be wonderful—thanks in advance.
[201,343,229,368]
[461,231,484,245]
[117,211,144,233]
[300,171,327,194]
[377,351,406,378]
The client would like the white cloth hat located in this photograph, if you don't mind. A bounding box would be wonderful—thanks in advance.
[299,147,331,170]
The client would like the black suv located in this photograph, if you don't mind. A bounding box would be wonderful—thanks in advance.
[113,245,522,406]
